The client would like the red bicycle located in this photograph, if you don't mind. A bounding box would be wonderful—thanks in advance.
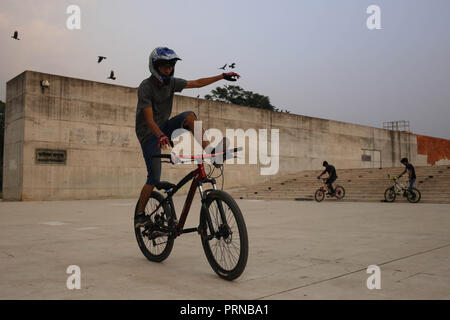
[314,178,345,202]
[134,147,248,281]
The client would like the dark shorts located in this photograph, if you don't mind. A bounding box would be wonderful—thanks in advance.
[140,111,196,186]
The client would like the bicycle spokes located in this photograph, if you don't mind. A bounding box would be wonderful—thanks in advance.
[206,200,241,271]
[140,198,171,256]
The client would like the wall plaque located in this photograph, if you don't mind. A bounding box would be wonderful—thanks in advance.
[36,149,67,164]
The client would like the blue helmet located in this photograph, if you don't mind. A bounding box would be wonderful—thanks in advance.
[149,47,181,85]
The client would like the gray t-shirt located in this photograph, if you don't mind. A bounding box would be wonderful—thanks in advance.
[135,76,187,143]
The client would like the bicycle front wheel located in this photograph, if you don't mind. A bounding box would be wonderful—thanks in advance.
[200,190,248,281]
[314,189,325,202]
[384,187,396,202]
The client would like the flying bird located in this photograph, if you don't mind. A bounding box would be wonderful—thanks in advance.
[11,31,20,40]
[97,56,107,63]
[229,63,236,69]
[218,64,227,70]
[107,70,116,80]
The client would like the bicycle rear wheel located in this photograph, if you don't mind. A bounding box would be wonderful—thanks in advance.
[314,189,325,202]
[384,187,396,202]
[134,191,175,262]
[200,190,248,281]
[407,188,421,203]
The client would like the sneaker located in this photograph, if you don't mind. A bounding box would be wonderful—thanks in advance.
[135,212,151,228]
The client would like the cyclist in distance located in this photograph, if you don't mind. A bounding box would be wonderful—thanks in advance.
[398,157,417,192]
[135,47,240,228]
[317,161,338,196]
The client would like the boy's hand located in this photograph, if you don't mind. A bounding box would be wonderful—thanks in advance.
[157,135,171,150]
[223,72,240,81]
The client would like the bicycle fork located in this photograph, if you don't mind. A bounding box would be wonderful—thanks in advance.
[198,180,229,241]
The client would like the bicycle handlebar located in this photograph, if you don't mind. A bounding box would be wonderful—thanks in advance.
[152,147,243,164]
[388,174,400,181]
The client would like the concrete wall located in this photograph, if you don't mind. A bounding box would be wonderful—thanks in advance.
[3,72,25,200]
[2,70,433,200]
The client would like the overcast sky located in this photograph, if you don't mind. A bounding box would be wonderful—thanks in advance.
[1,0,449,139]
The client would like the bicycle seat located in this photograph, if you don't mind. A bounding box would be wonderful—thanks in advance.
[155,181,176,191]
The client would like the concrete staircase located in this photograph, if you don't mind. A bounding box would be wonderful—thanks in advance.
[230,165,450,203]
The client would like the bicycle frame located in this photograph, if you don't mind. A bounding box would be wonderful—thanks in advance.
[144,147,242,240]
[391,177,407,194]
[147,161,221,237]
[320,179,332,194]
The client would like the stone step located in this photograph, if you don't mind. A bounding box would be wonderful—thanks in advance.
[235,194,450,201]
[237,193,450,202]
[231,165,450,204]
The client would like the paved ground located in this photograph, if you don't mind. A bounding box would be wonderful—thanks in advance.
[1,196,449,300]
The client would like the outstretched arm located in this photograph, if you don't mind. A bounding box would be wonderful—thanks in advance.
[398,168,407,178]
[185,72,240,89]
[317,169,326,179]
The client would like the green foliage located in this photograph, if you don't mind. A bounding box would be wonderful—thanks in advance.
[204,85,276,111]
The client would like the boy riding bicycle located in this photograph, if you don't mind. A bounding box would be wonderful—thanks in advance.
[135,47,239,227]
[317,161,338,196]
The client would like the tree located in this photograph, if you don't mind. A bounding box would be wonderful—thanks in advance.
[0,100,4,194]
[204,85,276,111]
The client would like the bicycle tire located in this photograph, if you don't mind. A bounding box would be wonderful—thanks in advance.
[199,190,248,281]
[314,189,325,202]
[407,188,421,203]
[384,187,396,202]
[335,186,345,199]
[134,191,176,262]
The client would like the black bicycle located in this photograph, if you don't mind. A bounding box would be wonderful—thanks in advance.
[134,147,248,281]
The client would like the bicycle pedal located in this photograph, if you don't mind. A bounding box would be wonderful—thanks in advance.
[148,231,169,239]
[136,219,153,228]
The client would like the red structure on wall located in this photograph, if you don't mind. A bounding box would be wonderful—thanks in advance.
[417,135,450,165]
